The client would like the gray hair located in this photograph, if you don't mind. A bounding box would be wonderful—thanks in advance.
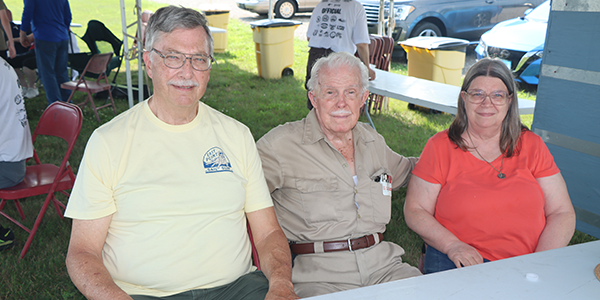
[307,52,369,93]
[144,6,214,56]
[448,58,525,157]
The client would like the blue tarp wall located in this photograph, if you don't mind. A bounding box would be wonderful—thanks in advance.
[531,0,600,238]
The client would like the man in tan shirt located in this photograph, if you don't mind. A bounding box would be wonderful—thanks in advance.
[257,52,421,298]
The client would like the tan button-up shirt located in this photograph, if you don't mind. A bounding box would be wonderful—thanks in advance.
[257,110,420,289]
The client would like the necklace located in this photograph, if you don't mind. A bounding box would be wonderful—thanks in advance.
[467,130,506,179]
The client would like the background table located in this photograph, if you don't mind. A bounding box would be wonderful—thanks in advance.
[368,68,536,115]
[306,240,600,299]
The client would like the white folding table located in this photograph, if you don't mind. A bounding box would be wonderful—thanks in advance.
[306,240,600,299]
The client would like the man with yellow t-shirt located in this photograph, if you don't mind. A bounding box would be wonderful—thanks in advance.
[64,6,298,300]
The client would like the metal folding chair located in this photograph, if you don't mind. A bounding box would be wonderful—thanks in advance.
[61,53,117,122]
[0,102,83,259]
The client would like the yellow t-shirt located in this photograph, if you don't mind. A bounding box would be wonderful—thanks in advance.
[65,100,273,297]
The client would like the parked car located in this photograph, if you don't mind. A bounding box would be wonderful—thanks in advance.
[236,0,320,19]
[475,0,550,85]
[357,0,545,47]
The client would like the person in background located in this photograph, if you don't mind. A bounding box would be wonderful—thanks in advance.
[305,0,375,110]
[0,57,34,250]
[20,0,72,105]
[257,52,421,298]
[0,0,16,59]
[4,8,38,98]
[64,6,298,300]
[404,58,576,274]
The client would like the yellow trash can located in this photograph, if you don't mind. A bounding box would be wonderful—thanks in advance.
[400,37,469,86]
[202,6,230,53]
[250,19,301,79]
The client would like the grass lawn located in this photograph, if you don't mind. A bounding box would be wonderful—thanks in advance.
[1,1,596,299]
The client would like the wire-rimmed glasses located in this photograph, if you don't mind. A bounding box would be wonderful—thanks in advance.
[150,48,214,71]
[463,89,511,105]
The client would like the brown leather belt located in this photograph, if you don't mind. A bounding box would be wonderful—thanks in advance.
[290,233,383,255]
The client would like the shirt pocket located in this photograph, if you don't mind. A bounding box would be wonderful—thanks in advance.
[295,177,341,224]
[369,167,392,225]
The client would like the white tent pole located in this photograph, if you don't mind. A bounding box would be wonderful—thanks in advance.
[136,0,144,104]
[388,0,395,37]
[269,0,273,19]
[120,0,134,108]
[378,0,384,35]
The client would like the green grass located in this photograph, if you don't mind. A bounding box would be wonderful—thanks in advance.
[1,1,596,298]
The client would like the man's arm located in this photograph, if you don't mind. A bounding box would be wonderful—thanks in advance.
[66,215,133,300]
[247,207,299,300]
[63,0,72,28]
[356,43,375,80]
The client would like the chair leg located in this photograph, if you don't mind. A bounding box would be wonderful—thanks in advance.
[19,193,54,259]
[85,91,102,122]
[0,199,23,220]
[51,195,66,220]
[95,89,117,119]
[108,90,116,115]
[66,89,76,104]
[14,200,26,220]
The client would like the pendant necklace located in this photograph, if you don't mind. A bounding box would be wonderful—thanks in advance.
[467,130,506,179]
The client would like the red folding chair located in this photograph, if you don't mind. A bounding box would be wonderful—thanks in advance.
[0,102,83,259]
[61,52,117,122]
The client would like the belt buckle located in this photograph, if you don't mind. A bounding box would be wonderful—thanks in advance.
[348,238,353,252]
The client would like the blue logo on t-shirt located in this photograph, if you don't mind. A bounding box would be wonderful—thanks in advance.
[203,147,233,173]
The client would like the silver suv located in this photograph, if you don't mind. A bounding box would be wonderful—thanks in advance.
[358,0,545,44]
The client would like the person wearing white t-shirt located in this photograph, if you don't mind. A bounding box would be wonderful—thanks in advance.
[64,6,298,300]
[305,0,375,110]
[0,57,33,250]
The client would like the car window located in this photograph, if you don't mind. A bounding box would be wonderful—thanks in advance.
[526,1,550,23]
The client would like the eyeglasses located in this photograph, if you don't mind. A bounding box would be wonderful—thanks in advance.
[150,48,214,71]
[463,89,511,105]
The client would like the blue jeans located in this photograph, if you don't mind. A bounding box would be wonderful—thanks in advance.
[423,245,490,274]
[0,160,27,189]
[130,271,269,300]
[35,38,71,105]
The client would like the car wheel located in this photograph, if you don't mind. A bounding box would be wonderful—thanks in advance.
[275,0,297,19]
[410,22,442,38]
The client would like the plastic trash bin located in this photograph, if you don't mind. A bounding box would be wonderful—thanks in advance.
[250,19,301,79]
[201,6,230,53]
[400,36,469,87]
[208,26,227,53]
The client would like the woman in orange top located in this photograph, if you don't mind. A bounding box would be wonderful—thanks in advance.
[404,58,576,274]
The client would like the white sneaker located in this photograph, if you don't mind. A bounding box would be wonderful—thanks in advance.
[71,69,80,81]
[24,87,39,99]
[22,87,30,98]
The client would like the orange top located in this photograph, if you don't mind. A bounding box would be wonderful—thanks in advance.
[413,130,560,261]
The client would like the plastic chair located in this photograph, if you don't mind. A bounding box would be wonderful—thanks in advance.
[61,53,117,122]
[0,102,83,259]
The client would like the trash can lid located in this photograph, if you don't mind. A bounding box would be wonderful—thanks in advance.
[199,4,230,15]
[250,19,302,28]
[209,26,226,34]
[399,36,469,51]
